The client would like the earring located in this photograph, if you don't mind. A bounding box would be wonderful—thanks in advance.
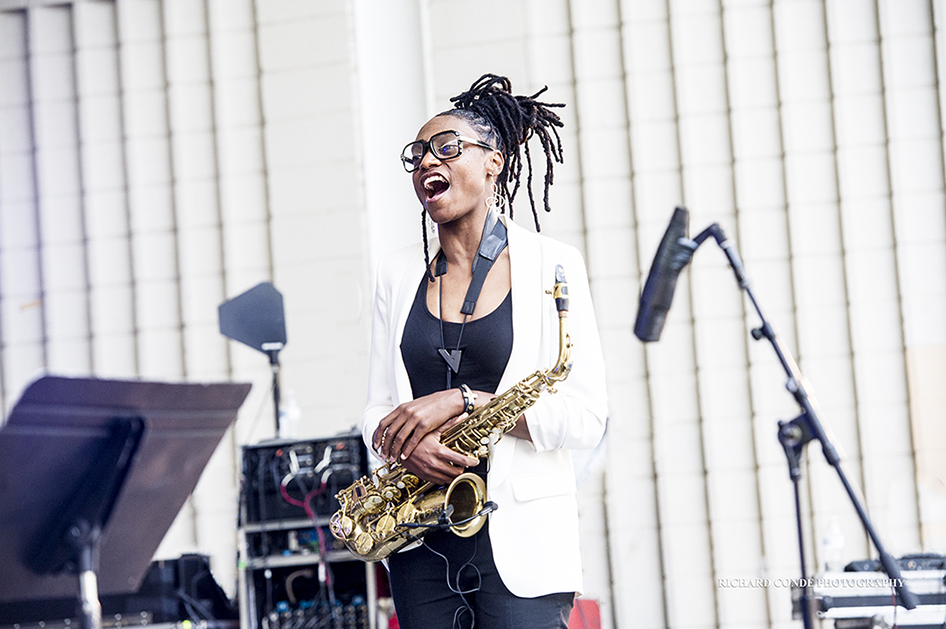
[488,182,507,215]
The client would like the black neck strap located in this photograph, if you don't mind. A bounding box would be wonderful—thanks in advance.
[434,215,508,316]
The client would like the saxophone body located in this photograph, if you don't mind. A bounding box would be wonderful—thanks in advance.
[329,265,574,561]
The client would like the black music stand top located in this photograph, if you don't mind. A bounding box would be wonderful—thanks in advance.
[0,375,251,602]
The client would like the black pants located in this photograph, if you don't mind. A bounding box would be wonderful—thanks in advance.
[387,522,574,629]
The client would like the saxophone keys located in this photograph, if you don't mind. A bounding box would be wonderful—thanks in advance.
[353,532,374,556]
[375,513,397,538]
[329,511,349,539]
[337,516,354,538]
[365,494,385,513]
[397,502,418,523]
[402,475,421,491]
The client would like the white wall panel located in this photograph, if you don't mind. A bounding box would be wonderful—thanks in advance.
[264,15,351,72]
[3,0,946,624]
[723,3,797,626]
[0,9,43,411]
[826,0,920,567]
[879,0,946,554]
[117,0,184,382]
[74,1,137,377]
[208,2,274,534]
[28,7,92,375]
[162,0,227,380]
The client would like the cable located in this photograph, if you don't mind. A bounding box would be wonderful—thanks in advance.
[285,568,314,605]
[314,445,333,474]
[280,474,308,508]
[420,533,482,629]
[276,452,338,610]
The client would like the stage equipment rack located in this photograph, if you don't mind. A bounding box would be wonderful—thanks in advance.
[238,433,377,629]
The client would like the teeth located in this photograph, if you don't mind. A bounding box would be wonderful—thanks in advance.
[424,174,447,191]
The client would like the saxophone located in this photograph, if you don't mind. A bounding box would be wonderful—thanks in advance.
[329,265,574,561]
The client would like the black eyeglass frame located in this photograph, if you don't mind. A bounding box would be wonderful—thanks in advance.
[400,130,495,173]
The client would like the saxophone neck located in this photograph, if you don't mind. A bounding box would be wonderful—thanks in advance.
[550,332,572,381]
[550,265,573,381]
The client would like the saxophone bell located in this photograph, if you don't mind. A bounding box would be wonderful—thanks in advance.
[394,472,486,537]
[442,472,487,537]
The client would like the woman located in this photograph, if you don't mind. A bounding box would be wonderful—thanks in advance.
[362,74,608,629]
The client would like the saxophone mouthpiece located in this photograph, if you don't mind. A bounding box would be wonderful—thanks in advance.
[553,265,569,313]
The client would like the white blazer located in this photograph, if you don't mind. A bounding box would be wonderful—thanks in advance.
[363,216,608,597]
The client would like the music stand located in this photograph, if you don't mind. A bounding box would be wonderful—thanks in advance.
[0,375,251,629]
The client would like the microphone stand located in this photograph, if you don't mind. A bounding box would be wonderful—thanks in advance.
[262,342,284,436]
[686,223,918,627]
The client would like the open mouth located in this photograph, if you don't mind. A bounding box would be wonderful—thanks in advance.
[422,173,450,200]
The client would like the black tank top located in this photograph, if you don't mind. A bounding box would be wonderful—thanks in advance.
[400,275,513,399]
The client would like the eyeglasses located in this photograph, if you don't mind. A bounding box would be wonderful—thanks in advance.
[400,130,495,173]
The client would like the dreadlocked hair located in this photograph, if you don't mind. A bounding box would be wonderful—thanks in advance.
[446,73,565,232]
[421,206,433,282]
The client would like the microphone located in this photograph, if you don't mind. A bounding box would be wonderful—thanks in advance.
[634,207,698,342]
[437,504,455,526]
[479,501,498,515]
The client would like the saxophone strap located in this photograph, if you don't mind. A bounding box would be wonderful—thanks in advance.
[434,213,508,315]
[434,213,509,379]
[462,213,508,315]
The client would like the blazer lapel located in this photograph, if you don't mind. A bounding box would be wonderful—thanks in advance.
[490,216,543,484]
[500,216,543,391]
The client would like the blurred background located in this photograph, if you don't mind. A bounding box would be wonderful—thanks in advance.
[1,0,945,627]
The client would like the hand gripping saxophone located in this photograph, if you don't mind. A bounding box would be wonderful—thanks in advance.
[329,265,574,561]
